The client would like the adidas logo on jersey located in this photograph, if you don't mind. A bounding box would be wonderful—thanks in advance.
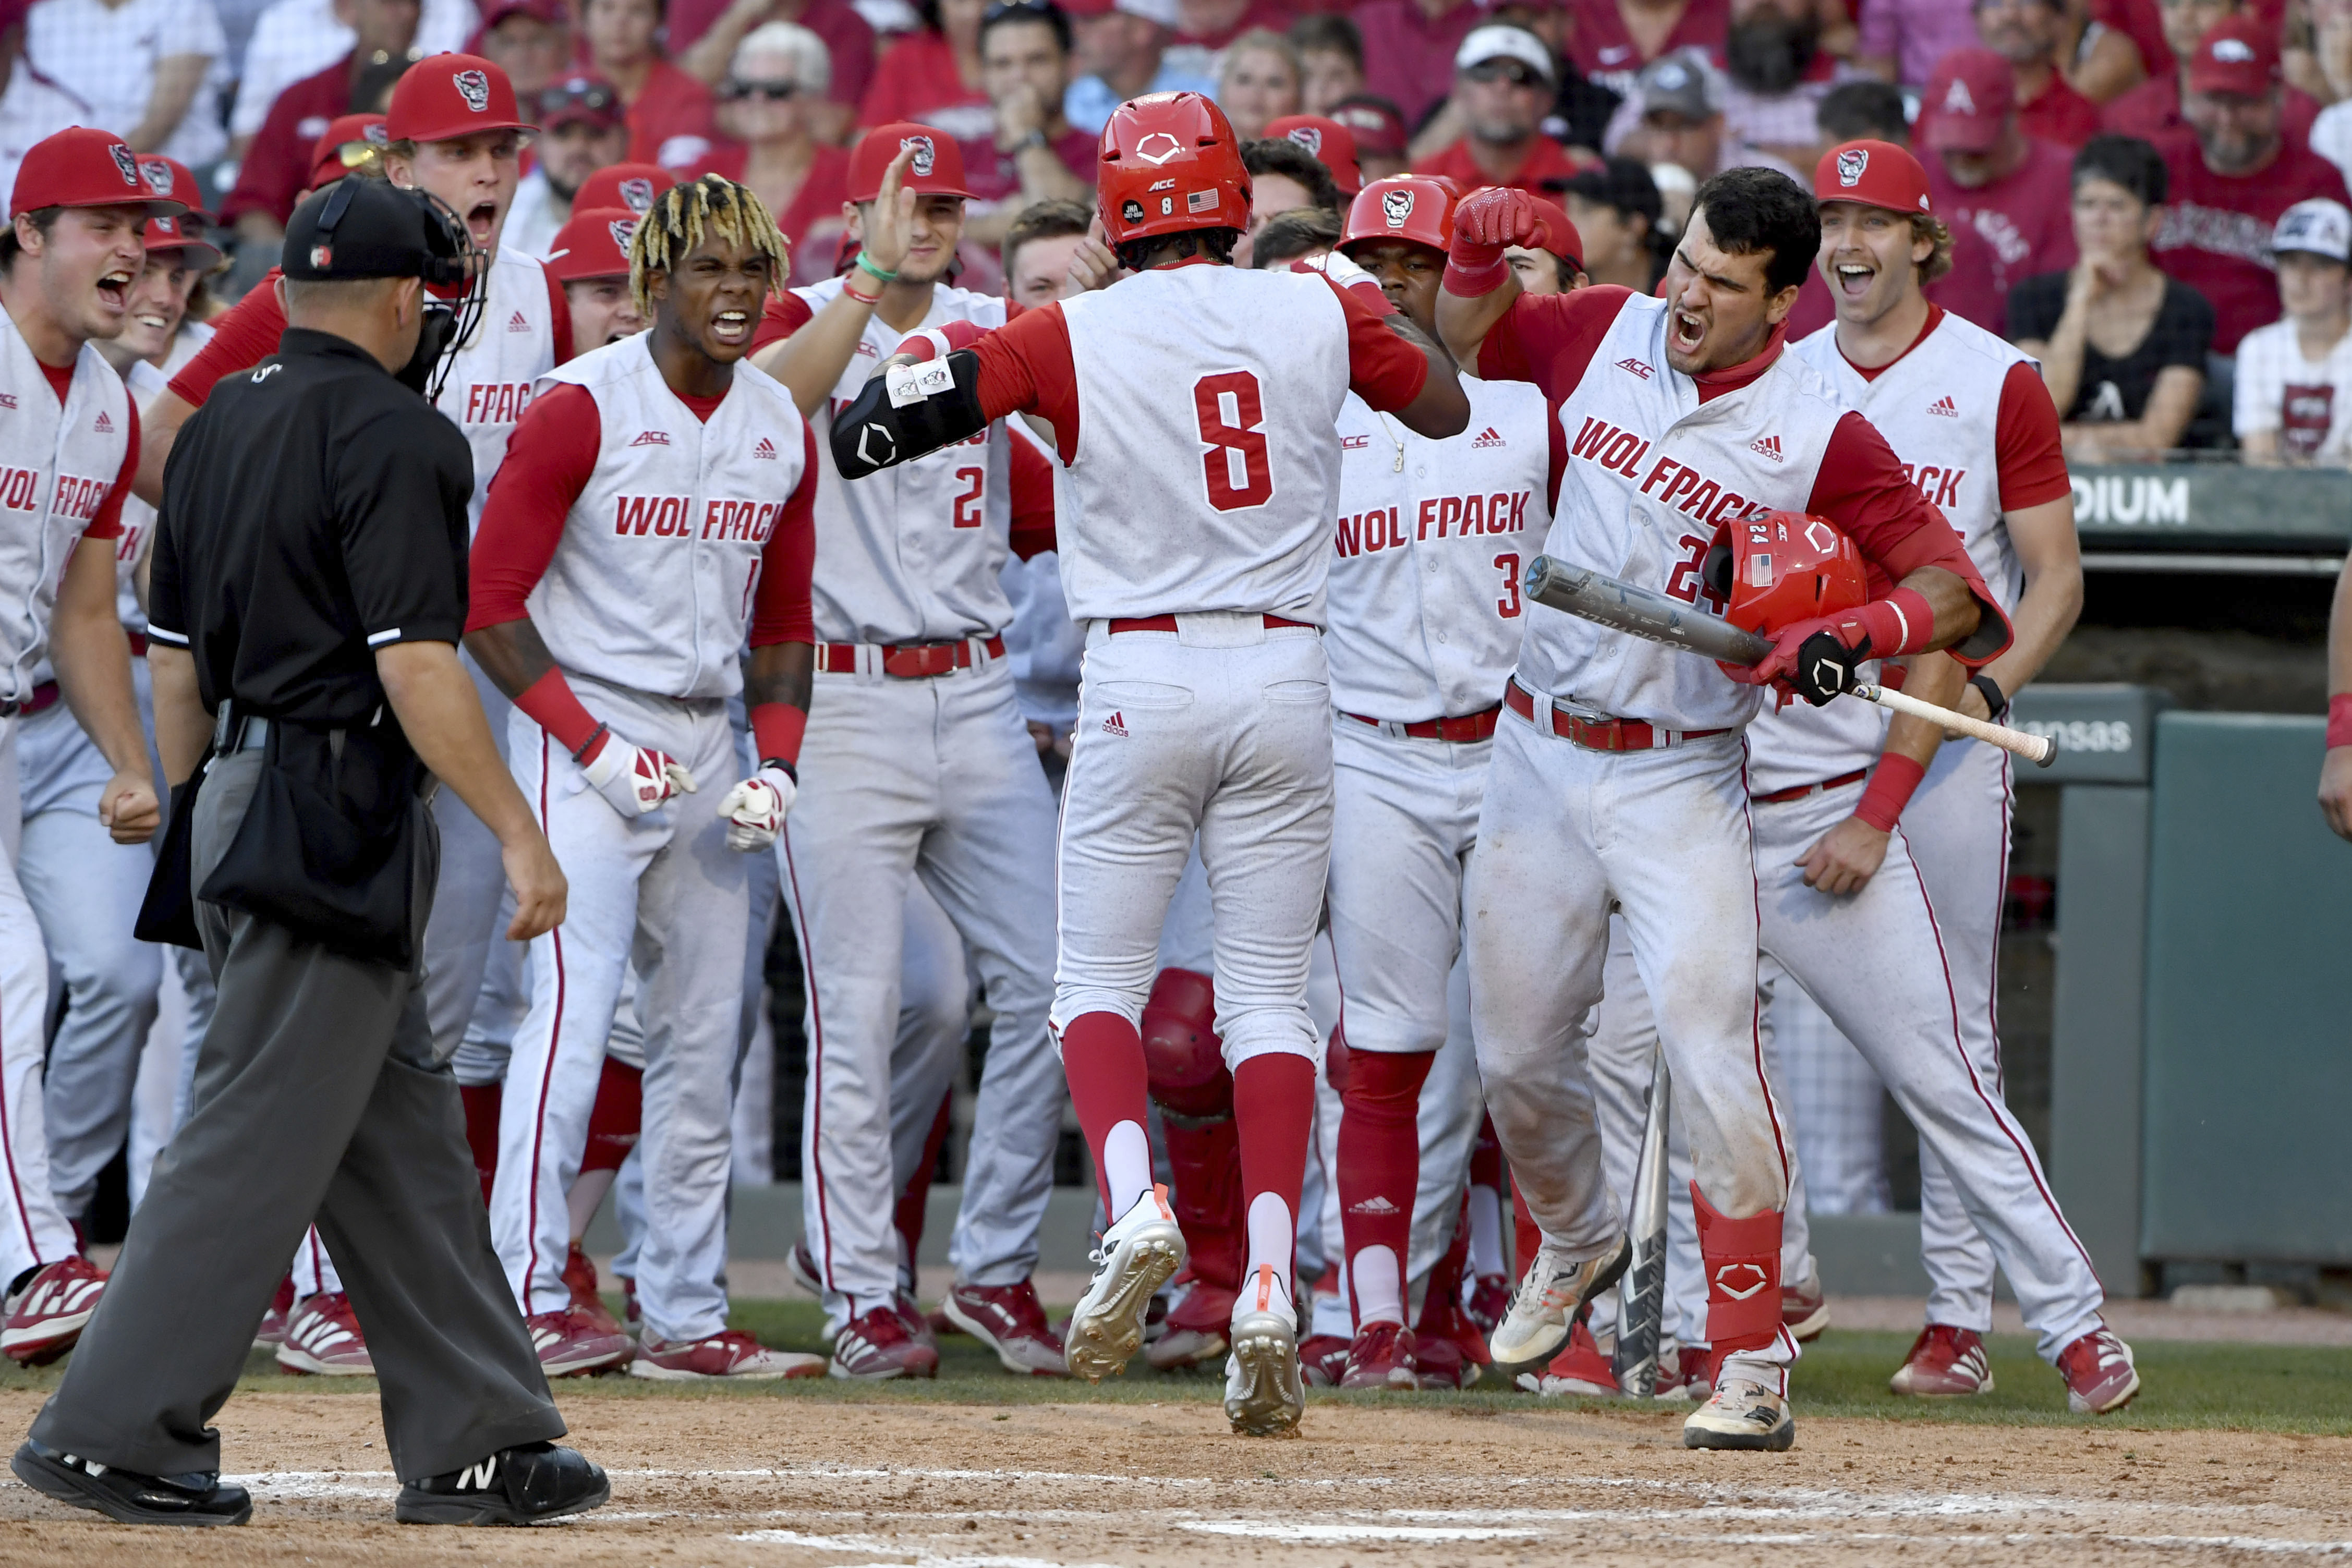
[0,394,17,409]
[93,411,112,433]
[1929,395,1958,418]
[1469,426,1506,448]
[1615,357,1653,380]
[631,430,672,446]
[754,436,778,460]
[507,310,530,333]
[1101,711,1129,737]
[1347,1195,1400,1215]
[1750,434,1783,460]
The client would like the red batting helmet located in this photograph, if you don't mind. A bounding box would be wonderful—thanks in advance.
[1340,173,1456,254]
[1711,511,1869,639]
[1097,90,1249,248]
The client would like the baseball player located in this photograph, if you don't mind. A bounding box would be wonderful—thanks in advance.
[548,206,649,354]
[745,124,1066,1382]
[1436,167,2012,1452]
[833,90,1468,1435]
[0,127,173,1364]
[1789,141,2133,1412]
[1319,174,1554,1391]
[466,173,820,1380]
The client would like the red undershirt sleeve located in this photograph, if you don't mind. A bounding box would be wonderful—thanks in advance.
[1007,428,1057,559]
[466,383,601,631]
[168,273,287,407]
[81,398,137,541]
[1337,281,1429,412]
[1474,285,1631,398]
[543,260,574,366]
[750,290,817,353]
[750,420,818,646]
[971,302,1080,461]
[1995,360,2071,511]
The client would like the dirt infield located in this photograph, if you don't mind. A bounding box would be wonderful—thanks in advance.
[2,1385,2347,1566]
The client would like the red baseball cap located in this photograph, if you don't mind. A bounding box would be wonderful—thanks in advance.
[1813,138,1932,215]
[546,204,639,282]
[2188,17,2281,97]
[386,53,536,143]
[479,0,567,26]
[1523,196,1583,269]
[575,161,675,214]
[537,73,624,130]
[847,123,972,203]
[1917,48,2015,154]
[1328,95,1408,161]
[308,113,389,188]
[10,126,185,219]
[1265,114,1362,197]
[142,210,223,271]
[133,154,206,225]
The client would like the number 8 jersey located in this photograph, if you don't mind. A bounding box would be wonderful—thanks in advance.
[965,262,1432,623]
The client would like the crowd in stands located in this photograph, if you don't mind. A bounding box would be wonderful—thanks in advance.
[6,0,2352,459]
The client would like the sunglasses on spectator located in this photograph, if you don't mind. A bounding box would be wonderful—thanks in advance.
[720,78,801,100]
[1464,59,1545,87]
[538,79,620,115]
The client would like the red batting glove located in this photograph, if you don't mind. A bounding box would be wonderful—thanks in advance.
[1445,187,1552,296]
[1726,589,1935,706]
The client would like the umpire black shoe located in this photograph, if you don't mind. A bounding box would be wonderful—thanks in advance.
[395,1440,609,1525]
[11,1439,252,1526]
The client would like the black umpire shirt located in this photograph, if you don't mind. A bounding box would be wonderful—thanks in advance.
[147,327,474,724]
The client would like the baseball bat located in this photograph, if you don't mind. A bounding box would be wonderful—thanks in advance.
[1611,1047,1672,1398]
[1519,556,2055,768]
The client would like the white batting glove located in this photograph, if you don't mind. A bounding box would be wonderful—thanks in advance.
[716,767,797,852]
[1292,249,1389,306]
[580,735,697,817]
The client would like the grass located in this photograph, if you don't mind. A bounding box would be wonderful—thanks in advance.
[9,1299,2342,1437]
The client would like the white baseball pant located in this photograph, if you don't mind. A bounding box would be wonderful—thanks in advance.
[494,678,748,1343]
[782,655,1059,1329]
[0,716,77,1285]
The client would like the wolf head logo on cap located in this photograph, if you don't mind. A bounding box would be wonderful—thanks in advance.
[454,68,492,113]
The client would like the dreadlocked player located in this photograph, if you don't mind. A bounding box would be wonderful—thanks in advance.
[465,174,824,1380]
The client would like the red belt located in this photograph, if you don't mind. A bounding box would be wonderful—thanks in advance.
[1344,703,1501,743]
[20,681,61,716]
[820,635,1005,678]
[1107,614,1316,635]
[1504,677,1731,753]
[1751,767,1869,805]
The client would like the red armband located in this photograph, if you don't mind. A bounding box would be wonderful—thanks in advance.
[515,666,608,764]
[752,701,807,770]
[1853,753,1926,833]
[899,319,987,363]
[2331,694,2352,750]
[1443,246,1510,298]
[1842,587,1937,659]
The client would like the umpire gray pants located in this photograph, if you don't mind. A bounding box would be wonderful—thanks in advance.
[29,749,564,1484]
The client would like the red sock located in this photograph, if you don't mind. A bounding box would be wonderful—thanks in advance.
[1060,1010,1153,1223]
[460,1083,502,1207]
[894,1088,955,1276]
[1511,1178,1541,1283]
[581,1059,642,1174]
[1470,1111,1502,1190]
[1336,1049,1434,1323]
[1233,1052,1316,1298]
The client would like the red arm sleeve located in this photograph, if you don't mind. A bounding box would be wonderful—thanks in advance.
[465,384,601,631]
[1994,360,2071,512]
[750,290,817,353]
[1473,285,1633,400]
[544,261,574,367]
[81,399,137,542]
[971,302,1080,461]
[1338,281,1429,413]
[1007,428,1057,560]
[168,275,288,407]
[750,421,819,646]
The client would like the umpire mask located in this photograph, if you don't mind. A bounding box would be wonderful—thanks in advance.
[399,191,481,399]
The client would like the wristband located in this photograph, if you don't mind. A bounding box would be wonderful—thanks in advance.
[752,700,807,771]
[1442,246,1510,299]
[1841,586,1937,659]
[842,275,882,305]
[1969,673,2007,717]
[1853,753,1926,833]
[2331,693,2352,749]
[514,666,607,764]
[854,250,899,285]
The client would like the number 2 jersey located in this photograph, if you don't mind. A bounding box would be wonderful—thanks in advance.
[963,259,1431,624]
[1474,285,2006,733]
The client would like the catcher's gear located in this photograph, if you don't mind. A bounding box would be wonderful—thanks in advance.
[1341,173,1459,254]
[830,348,987,478]
[716,767,796,852]
[581,736,695,817]
[1096,90,1250,247]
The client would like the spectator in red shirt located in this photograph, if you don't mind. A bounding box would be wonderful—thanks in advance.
[1978,0,2104,147]
[1413,26,1591,193]
[1573,0,1731,95]
[860,0,992,139]
[675,20,853,279]
[1218,27,1302,141]
[2103,1,2320,145]
[959,0,1093,248]
[1352,0,1487,128]
[2152,18,2352,349]
[580,0,723,167]
[1919,46,2080,330]
[220,0,421,244]
[478,0,577,100]
[676,0,876,143]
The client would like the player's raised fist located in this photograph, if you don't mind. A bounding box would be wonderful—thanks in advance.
[1450,187,1548,253]
[717,767,797,852]
[581,735,697,817]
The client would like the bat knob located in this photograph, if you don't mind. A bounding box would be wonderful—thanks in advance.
[1523,554,1554,598]
[2032,735,2057,768]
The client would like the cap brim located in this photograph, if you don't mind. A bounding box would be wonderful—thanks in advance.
[54,192,190,221]
[150,238,223,270]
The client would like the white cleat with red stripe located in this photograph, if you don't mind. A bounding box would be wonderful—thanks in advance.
[2,1257,105,1366]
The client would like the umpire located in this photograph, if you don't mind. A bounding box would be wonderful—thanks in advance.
[12,179,608,1528]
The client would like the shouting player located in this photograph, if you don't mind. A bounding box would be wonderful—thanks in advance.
[834,91,1466,1435]
[1436,168,2010,1452]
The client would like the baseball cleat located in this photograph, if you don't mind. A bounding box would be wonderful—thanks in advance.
[1412,1290,1488,1390]
[1065,1185,1186,1383]
[1338,1322,1416,1389]
[621,1275,640,1336]
[1682,1376,1795,1451]
[787,1239,823,1298]
[1535,1317,1620,1397]
[1298,1332,1352,1387]
[1889,1324,1994,1397]
[252,1275,296,1351]
[562,1244,625,1336]
[633,1329,825,1380]
[3,1256,106,1366]
[942,1281,1066,1376]
[275,1292,373,1376]
[394,1440,610,1525]
[1653,1343,1708,1404]
[528,1306,634,1377]
[1487,1234,1629,1371]
[1782,1273,1830,1343]
[13,1439,251,1527]
[895,1292,939,1353]
[829,1307,940,1380]
[2057,1326,2140,1414]
[1145,1275,1234,1370]
[1223,1268,1305,1437]
[1464,1272,1511,1335]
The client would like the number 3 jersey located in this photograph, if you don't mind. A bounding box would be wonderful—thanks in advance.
[1326,378,1550,720]
[963,261,1433,624]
